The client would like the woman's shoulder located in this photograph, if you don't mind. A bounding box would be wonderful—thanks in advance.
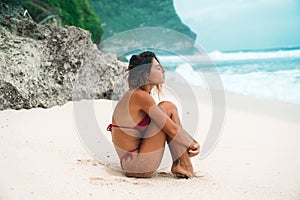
[122,89,154,105]
[131,88,152,99]
[118,89,156,112]
[118,89,149,103]
[132,89,157,108]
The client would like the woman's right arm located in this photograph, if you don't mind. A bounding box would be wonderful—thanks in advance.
[134,91,197,150]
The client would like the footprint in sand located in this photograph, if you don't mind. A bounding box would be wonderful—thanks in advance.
[76,159,104,166]
[89,177,112,186]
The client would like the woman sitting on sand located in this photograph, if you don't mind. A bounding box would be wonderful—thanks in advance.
[107,51,200,178]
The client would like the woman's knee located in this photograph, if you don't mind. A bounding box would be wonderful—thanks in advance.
[158,101,178,112]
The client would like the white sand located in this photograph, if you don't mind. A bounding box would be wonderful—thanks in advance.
[0,86,300,200]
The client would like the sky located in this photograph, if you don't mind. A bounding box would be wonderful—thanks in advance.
[173,0,300,52]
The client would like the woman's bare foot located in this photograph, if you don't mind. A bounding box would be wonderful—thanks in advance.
[171,158,195,178]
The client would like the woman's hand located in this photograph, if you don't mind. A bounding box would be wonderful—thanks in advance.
[188,141,200,157]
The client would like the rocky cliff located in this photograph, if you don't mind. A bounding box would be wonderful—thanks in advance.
[89,0,197,53]
[0,3,127,110]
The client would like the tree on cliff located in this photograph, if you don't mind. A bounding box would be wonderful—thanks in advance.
[88,0,196,41]
[1,0,104,44]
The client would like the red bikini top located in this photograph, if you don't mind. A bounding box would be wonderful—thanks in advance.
[134,114,151,131]
[106,115,151,132]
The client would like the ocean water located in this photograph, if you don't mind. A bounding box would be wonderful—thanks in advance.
[155,47,300,105]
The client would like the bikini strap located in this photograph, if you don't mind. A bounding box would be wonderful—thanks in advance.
[106,124,113,131]
[120,152,133,170]
[106,124,135,132]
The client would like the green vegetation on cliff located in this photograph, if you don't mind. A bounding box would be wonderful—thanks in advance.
[2,0,103,44]
[40,0,103,43]
[88,0,196,41]
[1,0,195,47]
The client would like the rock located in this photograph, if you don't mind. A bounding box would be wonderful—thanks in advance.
[0,3,127,110]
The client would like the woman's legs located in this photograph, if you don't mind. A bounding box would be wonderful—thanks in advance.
[120,101,194,178]
[159,101,194,178]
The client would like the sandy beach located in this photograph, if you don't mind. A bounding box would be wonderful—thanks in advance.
[0,84,300,200]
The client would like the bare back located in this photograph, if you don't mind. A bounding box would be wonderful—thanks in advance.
[111,89,151,154]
